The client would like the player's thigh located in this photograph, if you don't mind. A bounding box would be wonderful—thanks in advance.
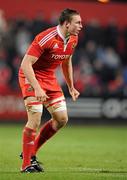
[44,96,68,123]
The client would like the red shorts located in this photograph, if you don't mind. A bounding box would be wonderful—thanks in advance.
[18,75,64,101]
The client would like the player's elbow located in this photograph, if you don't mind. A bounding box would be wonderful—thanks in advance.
[20,61,25,70]
[20,57,32,71]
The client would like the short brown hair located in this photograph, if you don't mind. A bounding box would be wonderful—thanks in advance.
[59,8,80,25]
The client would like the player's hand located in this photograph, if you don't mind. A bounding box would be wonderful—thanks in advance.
[35,87,49,102]
[69,87,80,101]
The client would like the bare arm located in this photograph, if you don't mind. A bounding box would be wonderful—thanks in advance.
[21,55,40,90]
[62,56,74,89]
[61,56,80,101]
[21,54,49,101]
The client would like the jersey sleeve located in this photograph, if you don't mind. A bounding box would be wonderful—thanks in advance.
[26,32,49,58]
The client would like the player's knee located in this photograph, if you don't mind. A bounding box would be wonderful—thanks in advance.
[57,116,68,129]
[26,113,41,130]
[59,119,68,128]
[34,116,41,129]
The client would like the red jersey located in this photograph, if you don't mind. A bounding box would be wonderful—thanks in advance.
[19,26,78,96]
[19,26,78,79]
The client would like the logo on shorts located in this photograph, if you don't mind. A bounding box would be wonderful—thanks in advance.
[72,43,76,49]
[27,86,34,92]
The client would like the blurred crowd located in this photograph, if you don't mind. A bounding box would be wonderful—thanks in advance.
[0,9,127,97]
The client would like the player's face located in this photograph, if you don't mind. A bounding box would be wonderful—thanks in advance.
[67,15,82,35]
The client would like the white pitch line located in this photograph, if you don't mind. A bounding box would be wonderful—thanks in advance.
[1,167,127,174]
[46,167,127,173]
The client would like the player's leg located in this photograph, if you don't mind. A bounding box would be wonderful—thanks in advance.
[21,96,43,172]
[52,110,68,129]
[33,96,68,155]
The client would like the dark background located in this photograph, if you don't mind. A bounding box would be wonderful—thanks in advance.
[0,0,127,124]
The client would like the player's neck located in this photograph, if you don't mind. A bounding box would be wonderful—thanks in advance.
[58,25,70,40]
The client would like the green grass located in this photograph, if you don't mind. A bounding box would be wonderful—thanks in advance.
[0,124,127,180]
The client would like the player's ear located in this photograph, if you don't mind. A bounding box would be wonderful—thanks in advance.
[65,21,70,29]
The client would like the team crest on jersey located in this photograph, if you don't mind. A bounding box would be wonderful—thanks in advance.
[72,43,76,49]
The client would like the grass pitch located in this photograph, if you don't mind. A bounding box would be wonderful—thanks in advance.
[0,123,127,180]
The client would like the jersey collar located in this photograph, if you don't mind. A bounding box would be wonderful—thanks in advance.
[57,25,69,44]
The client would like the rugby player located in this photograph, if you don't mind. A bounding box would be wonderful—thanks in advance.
[18,8,82,173]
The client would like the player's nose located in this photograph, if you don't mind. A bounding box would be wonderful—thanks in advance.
[80,23,83,29]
